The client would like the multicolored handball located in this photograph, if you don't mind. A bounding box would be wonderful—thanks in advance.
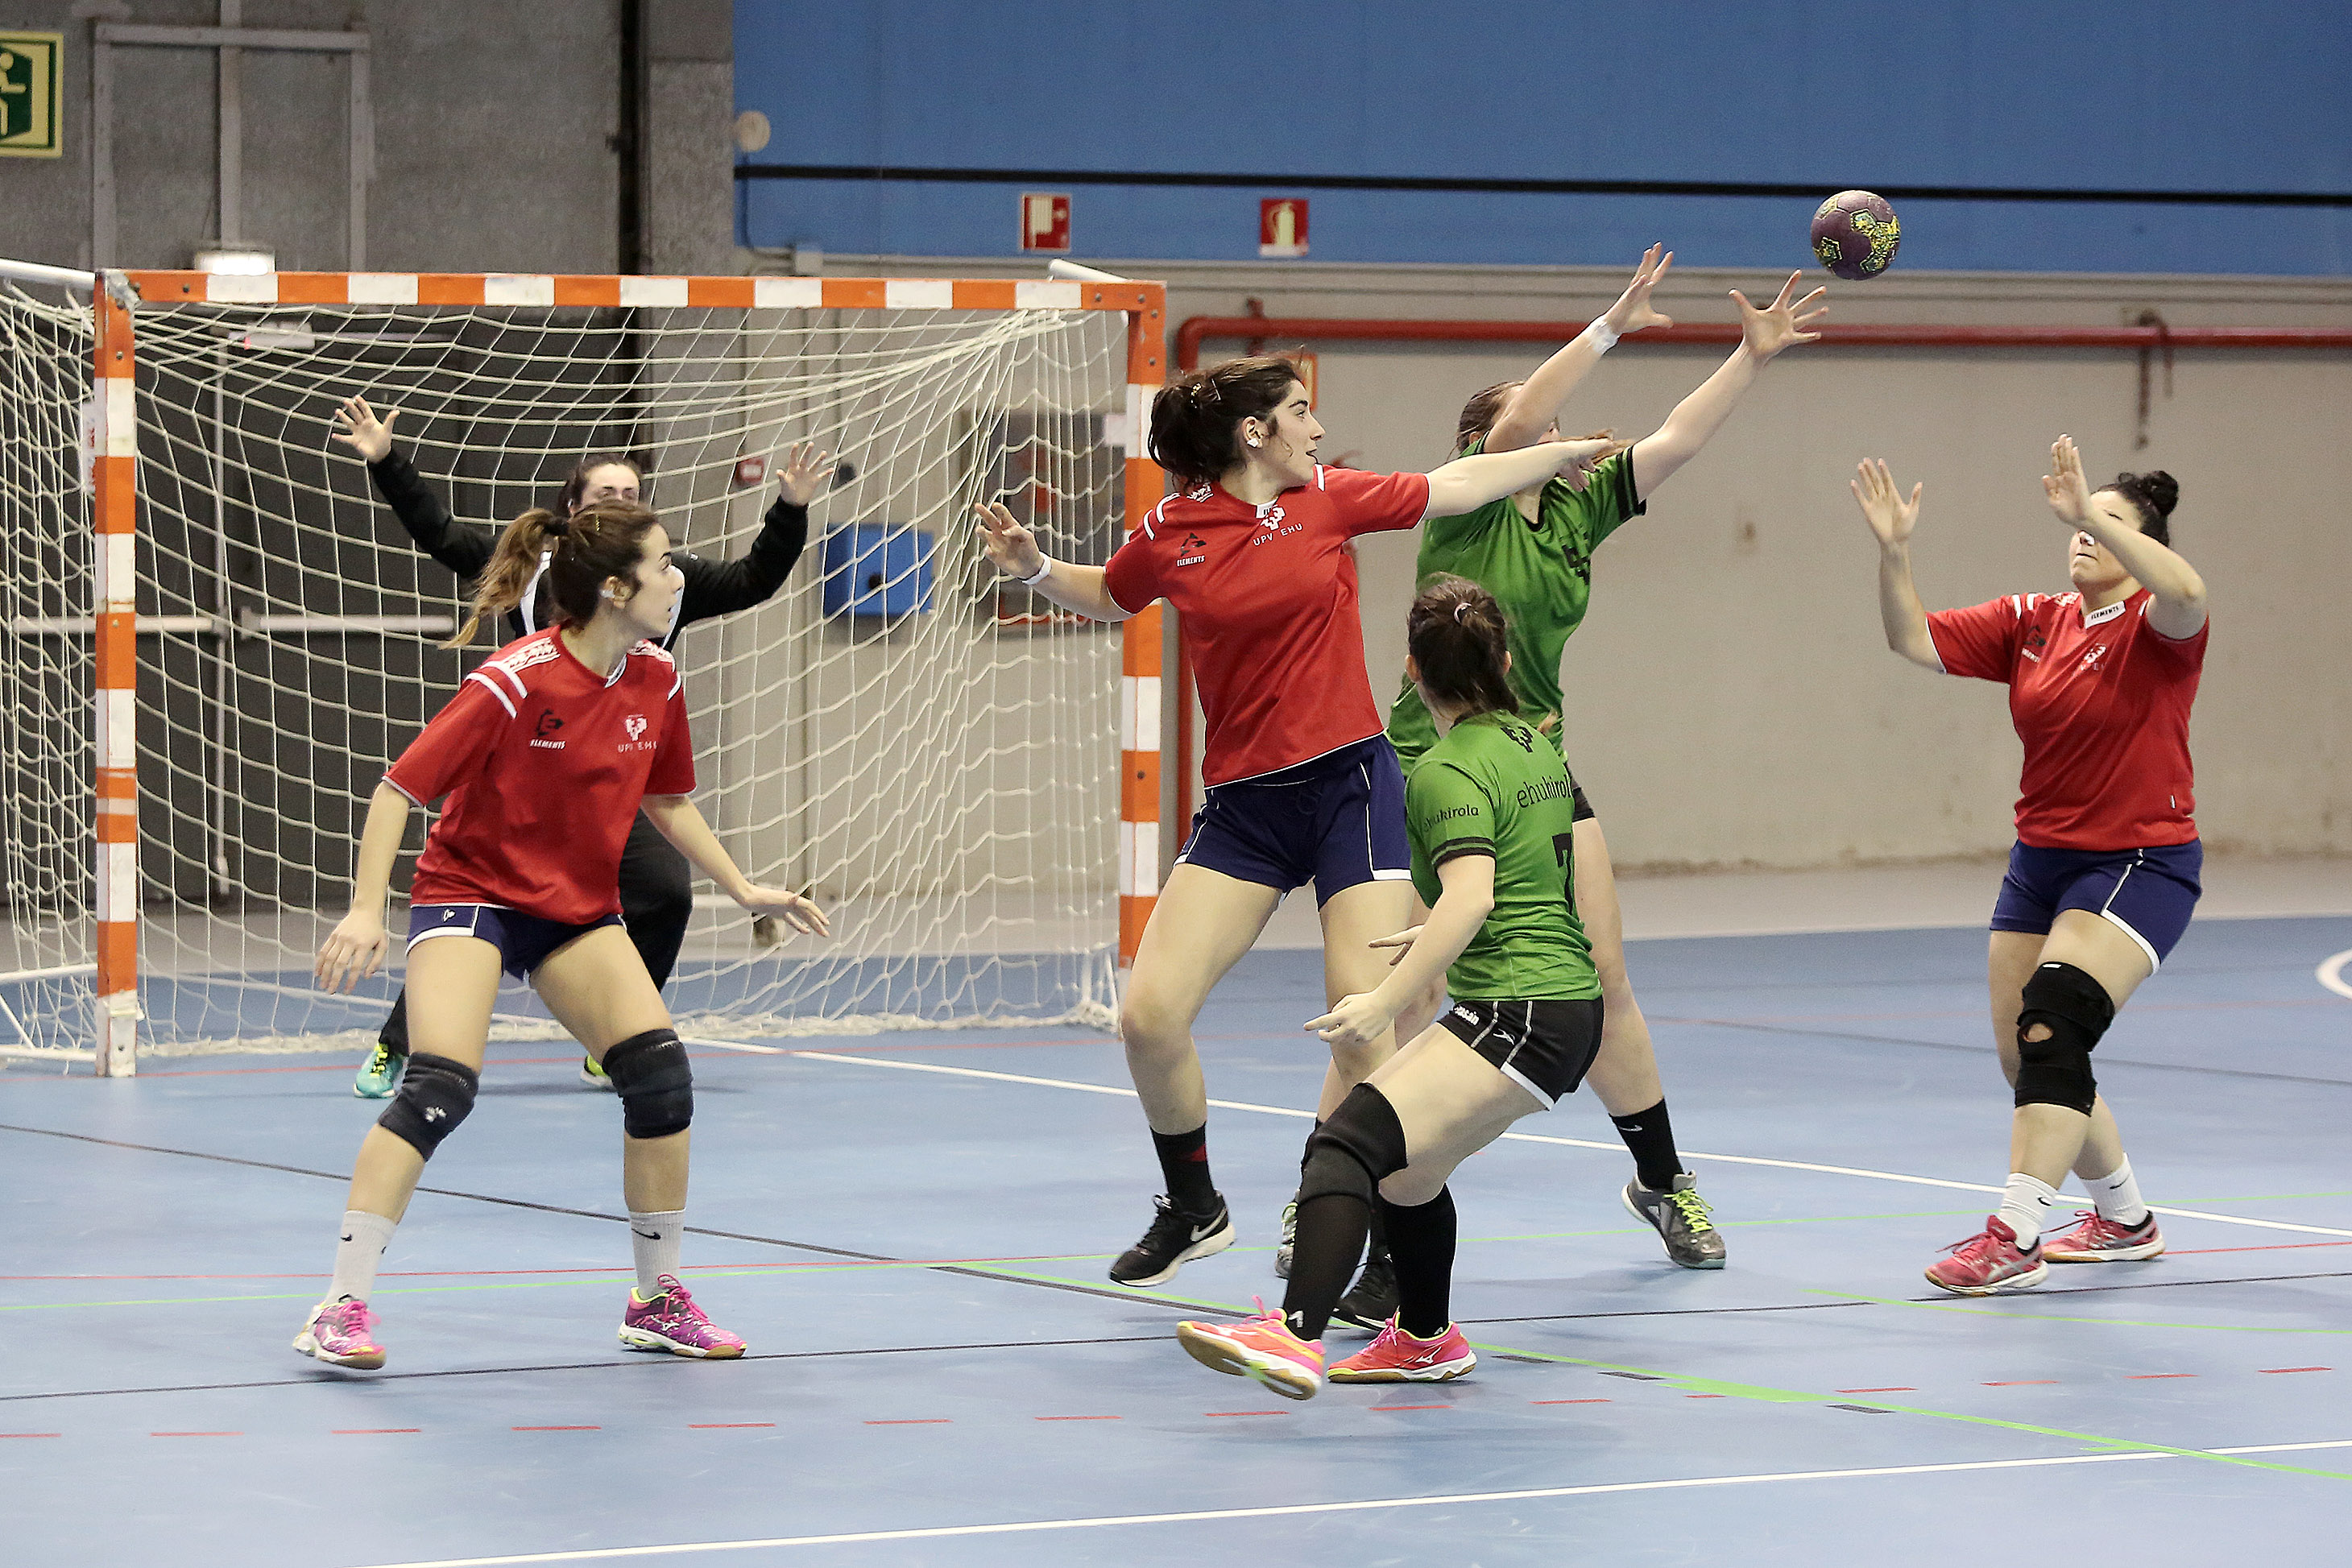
[1810,190,1901,280]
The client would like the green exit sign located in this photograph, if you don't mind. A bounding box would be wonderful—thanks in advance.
[0,32,62,158]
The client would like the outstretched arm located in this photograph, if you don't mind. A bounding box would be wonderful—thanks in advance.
[1484,246,1675,455]
[1852,459,1941,670]
[640,794,830,936]
[331,395,497,581]
[1306,854,1495,1049]
[1629,274,1826,503]
[2043,436,2207,638]
[673,443,832,627]
[1424,437,1622,517]
[971,502,1133,621]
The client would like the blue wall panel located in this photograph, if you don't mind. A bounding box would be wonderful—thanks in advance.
[734,2,2352,274]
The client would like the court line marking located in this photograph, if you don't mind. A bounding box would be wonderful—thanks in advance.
[781,1049,2352,1239]
[337,1440,2352,1567]
[2320,948,2352,1002]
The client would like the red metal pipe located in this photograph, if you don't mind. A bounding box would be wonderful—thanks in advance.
[1175,316,2352,370]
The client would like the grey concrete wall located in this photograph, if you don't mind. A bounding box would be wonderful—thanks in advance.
[835,254,2352,870]
[3,0,633,274]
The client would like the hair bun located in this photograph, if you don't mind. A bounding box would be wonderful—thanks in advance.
[2139,470,2179,518]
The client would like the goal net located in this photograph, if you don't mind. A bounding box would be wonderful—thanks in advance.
[0,267,1166,1068]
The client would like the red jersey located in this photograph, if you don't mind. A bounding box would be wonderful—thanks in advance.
[1104,465,1431,784]
[385,631,696,923]
[1927,588,2206,850]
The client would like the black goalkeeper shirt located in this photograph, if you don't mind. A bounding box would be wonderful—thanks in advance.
[367,449,809,648]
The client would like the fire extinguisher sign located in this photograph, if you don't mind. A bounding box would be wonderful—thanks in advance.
[1020,193,1070,253]
[1259,198,1307,259]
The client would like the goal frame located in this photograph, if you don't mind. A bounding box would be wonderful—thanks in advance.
[37,264,1169,1075]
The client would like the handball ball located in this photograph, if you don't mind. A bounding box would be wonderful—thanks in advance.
[1811,190,1900,280]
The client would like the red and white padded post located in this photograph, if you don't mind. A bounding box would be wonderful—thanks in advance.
[91,277,139,1076]
[1112,284,1166,970]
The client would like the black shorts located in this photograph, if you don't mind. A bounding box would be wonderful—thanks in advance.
[1437,996,1605,1108]
[407,902,623,981]
[1176,735,1410,906]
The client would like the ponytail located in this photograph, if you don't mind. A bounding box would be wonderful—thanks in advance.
[445,499,660,648]
[1407,574,1516,720]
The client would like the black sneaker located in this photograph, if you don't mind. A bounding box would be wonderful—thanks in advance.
[1622,1173,1727,1268]
[1328,1251,1398,1333]
[1109,1194,1234,1287]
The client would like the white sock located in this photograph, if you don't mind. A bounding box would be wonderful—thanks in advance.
[2085,1157,2151,1228]
[628,1210,686,1296]
[330,1210,397,1304]
[1996,1173,2059,1249]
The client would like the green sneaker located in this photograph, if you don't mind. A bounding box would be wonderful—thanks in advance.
[353,1042,405,1100]
[579,1053,615,1090]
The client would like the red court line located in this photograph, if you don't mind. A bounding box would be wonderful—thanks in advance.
[1983,1380,2060,1387]
[1033,1415,1120,1422]
[1837,1387,1917,1393]
[1369,1405,1450,1413]
[1684,1394,1725,1400]
[1206,1410,1291,1417]
[512,1425,600,1431]
[1529,1399,1611,1406]
[2168,1241,2352,1256]
[2259,1367,2332,1375]
[152,1431,241,1438]
[2,1433,61,1438]
[689,1423,775,1429]
[333,1428,420,1434]
[864,1419,950,1425]
[2129,1375,2198,1380]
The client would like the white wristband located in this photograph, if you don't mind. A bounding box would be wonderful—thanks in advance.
[1019,558,1054,586]
[1583,318,1621,355]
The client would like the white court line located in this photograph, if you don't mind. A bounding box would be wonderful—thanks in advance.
[780,1049,2352,1239]
[343,1440,2352,1566]
[2320,948,2352,1003]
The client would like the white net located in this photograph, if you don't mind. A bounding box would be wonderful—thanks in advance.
[0,273,1130,1061]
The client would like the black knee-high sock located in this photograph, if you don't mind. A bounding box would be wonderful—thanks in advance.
[1379,1187,1457,1338]
[1280,1194,1369,1342]
[1611,1098,1684,1193]
[1364,1196,1389,1262]
[1151,1124,1219,1214]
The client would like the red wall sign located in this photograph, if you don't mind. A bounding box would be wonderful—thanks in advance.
[1260,198,1307,258]
[1020,192,1070,252]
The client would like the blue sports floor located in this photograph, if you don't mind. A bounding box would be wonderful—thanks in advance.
[4,916,2348,1566]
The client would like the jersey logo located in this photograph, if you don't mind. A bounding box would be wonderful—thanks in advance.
[1186,483,1213,503]
[625,714,648,742]
[1256,503,1286,530]
[529,707,567,750]
[2079,642,2109,672]
[1175,530,1209,568]
[2021,627,2047,664]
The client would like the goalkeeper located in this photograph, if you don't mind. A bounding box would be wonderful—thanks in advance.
[329,395,832,1096]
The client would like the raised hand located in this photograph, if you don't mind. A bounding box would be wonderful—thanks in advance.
[329,395,399,464]
[1602,244,1675,336]
[1730,272,1828,362]
[1850,458,1923,547]
[1368,924,1424,968]
[736,884,830,937]
[2042,435,2097,529]
[773,441,836,507]
[971,500,1045,580]
[1553,434,1631,491]
[315,910,390,995]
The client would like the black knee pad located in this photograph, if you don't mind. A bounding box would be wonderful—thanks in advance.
[603,1028,693,1140]
[2013,962,2113,1116]
[376,1053,479,1160]
[1297,1083,1409,1209]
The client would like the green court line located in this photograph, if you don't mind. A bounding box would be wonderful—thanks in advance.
[1813,1288,2352,1336]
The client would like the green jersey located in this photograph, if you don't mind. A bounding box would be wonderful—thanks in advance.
[1386,445,1644,767]
[1405,710,1600,1001]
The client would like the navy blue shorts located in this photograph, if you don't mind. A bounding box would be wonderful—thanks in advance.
[1176,736,1410,905]
[407,903,624,980]
[1989,840,2203,970]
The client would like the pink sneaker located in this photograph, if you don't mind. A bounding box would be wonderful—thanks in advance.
[1175,1302,1323,1400]
[293,1297,386,1370]
[1924,1216,2049,1296]
[619,1274,745,1359]
[2043,1210,2164,1262]
[1329,1320,1476,1383]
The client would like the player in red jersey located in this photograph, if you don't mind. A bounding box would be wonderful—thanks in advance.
[294,499,827,1370]
[975,355,1617,1288]
[1856,436,2206,1295]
